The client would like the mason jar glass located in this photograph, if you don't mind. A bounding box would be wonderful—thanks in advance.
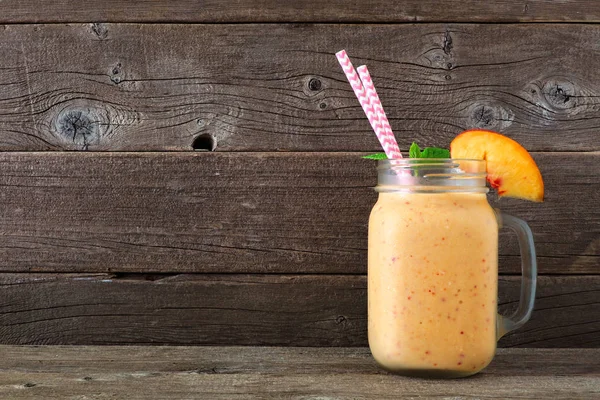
[368,159,537,378]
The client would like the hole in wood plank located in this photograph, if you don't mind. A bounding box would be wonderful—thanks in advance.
[192,133,217,151]
[308,78,322,91]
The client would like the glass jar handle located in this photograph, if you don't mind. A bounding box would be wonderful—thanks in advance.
[496,212,538,339]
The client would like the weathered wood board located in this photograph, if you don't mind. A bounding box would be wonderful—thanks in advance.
[0,347,597,399]
[1,274,597,347]
[0,1,597,356]
[0,24,598,151]
[0,1,599,23]
[0,152,596,274]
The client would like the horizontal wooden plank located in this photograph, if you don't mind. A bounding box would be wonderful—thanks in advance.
[2,346,598,376]
[1,1,599,23]
[0,347,598,399]
[0,24,599,151]
[1,274,597,347]
[0,152,596,274]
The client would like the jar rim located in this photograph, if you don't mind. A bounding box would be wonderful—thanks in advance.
[375,158,488,192]
[377,158,486,165]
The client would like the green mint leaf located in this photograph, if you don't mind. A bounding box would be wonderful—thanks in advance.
[409,142,422,158]
[420,147,451,158]
[362,153,388,160]
[363,145,449,160]
[409,142,450,159]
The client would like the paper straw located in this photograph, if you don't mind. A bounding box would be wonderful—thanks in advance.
[335,50,402,159]
[356,65,401,159]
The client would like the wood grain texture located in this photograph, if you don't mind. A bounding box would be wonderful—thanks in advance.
[0,24,599,151]
[1,274,597,347]
[1,1,599,23]
[0,347,598,399]
[0,152,596,274]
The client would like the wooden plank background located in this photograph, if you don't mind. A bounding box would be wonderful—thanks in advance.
[1,274,598,347]
[0,24,599,152]
[0,152,596,274]
[0,5,597,348]
[1,1,599,23]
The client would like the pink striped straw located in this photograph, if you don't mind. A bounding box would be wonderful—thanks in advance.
[356,65,401,158]
[335,50,402,159]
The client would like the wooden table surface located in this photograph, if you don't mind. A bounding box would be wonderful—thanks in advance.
[0,346,597,399]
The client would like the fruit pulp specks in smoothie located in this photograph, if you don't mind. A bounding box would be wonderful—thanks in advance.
[368,191,498,376]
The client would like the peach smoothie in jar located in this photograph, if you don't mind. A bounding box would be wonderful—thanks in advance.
[366,132,542,378]
[368,159,498,378]
[369,192,498,376]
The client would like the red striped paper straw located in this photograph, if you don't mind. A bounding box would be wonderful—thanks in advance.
[356,65,401,158]
[335,50,402,159]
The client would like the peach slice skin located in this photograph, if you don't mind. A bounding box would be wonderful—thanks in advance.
[450,129,544,202]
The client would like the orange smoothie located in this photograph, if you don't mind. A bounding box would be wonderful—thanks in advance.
[368,191,498,377]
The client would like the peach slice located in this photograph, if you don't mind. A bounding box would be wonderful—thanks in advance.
[450,130,544,202]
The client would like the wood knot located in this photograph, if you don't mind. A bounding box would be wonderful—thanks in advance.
[467,103,514,130]
[543,80,575,110]
[308,78,322,91]
[91,23,108,40]
[335,315,348,325]
[55,108,100,150]
[110,63,123,84]
[471,105,495,128]
[550,86,570,103]
[443,30,453,55]
[420,47,454,70]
